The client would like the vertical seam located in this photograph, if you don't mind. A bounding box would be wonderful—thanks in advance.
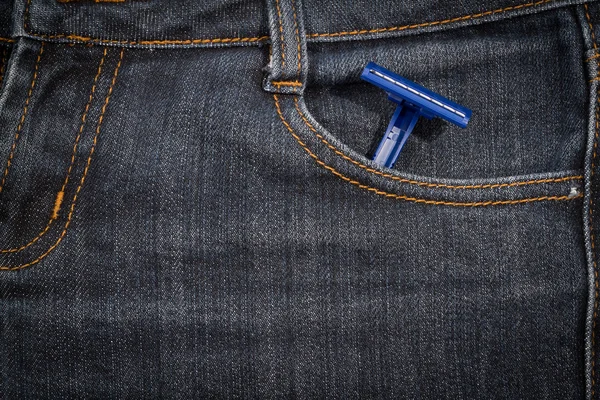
[585,3,600,398]
[0,46,9,89]
[24,0,31,31]
[592,85,599,399]
[0,47,107,254]
[275,0,286,69]
[0,42,44,194]
[290,0,301,79]
[0,48,124,271]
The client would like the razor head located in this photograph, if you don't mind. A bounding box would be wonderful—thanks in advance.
[360,62,472,168]
[360,62,471,128]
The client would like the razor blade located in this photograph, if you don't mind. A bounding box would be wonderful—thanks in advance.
[361,62,472,168]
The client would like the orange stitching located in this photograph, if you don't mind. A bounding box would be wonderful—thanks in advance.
[290,0,301,78]
[24,0,31,30]
[275,0,286,68]
[0,48,124,271]
[51,191,64,220]
[585,4,599,397]
[24,0,268,46]
[272,80,302,87]
[0,43,44,194]
[292,97,582,190]
[307,0,555,39]
[275,95,582,206]
[24,0,554,46]
[26,33,270,46]
[587,4,599,51]
[0,48,107,254]
[0,38,15,43]
[0,47,8,89]
[588,53,600,62]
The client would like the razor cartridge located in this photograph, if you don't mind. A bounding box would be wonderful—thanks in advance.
[360,62,472,168]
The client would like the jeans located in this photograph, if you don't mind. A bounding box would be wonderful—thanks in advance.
[0,0,598,398]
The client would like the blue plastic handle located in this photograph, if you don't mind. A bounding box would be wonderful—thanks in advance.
[360,62,472,168]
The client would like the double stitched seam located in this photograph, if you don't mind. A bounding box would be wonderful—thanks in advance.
[291,0,302,86]
[0,42,44,194]
[292,98,582,189]
[270,0,302,91]
[0,48,124,271]
[0,38,15,44]
[22,0,555,47]
[275,0,286,69]
[275,95,583,205]
[585,3,600,397]
[0,47,107,254]
[0,46,9,89]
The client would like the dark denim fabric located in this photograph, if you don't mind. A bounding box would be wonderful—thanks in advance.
[0,0,599,399]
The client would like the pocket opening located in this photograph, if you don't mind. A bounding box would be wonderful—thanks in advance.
[274,93,584,206]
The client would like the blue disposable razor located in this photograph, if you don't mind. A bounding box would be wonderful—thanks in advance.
[360,62,471,168]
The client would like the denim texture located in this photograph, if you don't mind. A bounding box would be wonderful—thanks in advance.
[0,0,598,399]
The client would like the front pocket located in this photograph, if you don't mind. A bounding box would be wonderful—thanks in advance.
[0,39,124,271]
[275,94,584,206]
[271,5,589,206]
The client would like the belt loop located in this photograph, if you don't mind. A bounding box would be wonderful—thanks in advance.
[263,0,307,95]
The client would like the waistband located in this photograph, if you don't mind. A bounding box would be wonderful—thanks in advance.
[0,0,596,48]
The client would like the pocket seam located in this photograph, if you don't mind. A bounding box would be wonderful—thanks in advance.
[274,94,584,206]
[292,96,583,190]
[0,47,124,271]
[0,42,44,194]
[0,47,108,255]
